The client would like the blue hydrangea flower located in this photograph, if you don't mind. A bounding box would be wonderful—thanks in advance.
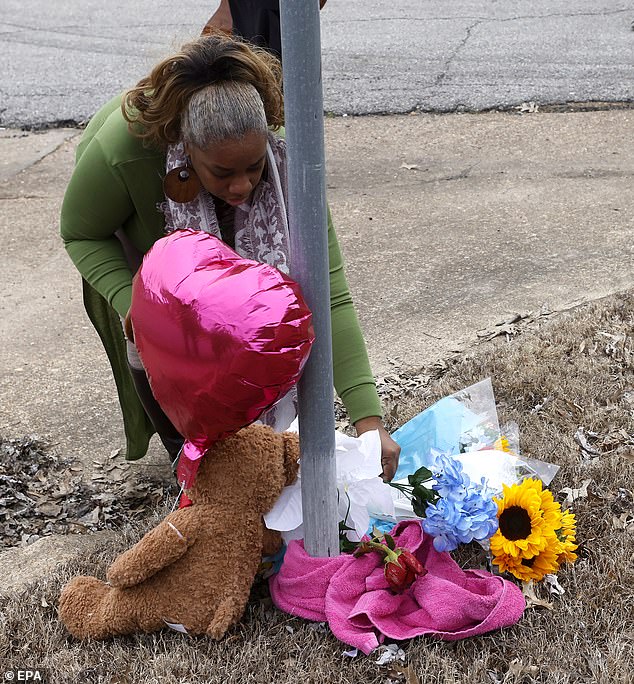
[422,451,499,552]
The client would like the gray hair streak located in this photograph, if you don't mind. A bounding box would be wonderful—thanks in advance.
[181,80,268,149]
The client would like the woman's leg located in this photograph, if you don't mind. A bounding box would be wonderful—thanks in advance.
[228,0,281,63]
[114,229,183,462]
[125,338,184,463]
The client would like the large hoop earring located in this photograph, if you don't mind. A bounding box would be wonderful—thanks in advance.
[163,164,202,203]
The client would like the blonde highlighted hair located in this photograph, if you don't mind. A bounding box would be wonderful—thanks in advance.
[123,33,283,149]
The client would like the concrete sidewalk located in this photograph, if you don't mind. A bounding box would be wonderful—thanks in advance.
[2,107,634,458]
[1,108,633,587]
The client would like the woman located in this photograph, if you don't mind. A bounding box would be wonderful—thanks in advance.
[60,34,400,480]
[202,0,328,64]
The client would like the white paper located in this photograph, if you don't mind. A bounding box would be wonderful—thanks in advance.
[264,421,395,541]
[455,449,523,492]
[163,620,189,634]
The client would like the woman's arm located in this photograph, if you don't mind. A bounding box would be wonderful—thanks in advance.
[60,133,136,318]
[327,208,380,422]
[327,210,401,480]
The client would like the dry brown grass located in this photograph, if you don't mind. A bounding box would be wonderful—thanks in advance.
[1,293,633,684]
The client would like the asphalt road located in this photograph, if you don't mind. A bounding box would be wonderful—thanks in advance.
[2,0,632,127]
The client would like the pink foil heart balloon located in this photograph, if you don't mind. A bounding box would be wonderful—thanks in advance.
[130,230,314,487]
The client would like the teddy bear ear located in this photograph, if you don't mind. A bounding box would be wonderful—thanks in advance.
[282,432,300,486]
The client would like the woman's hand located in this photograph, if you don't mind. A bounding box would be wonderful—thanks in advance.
[202,0,233,36]
[123,309,134,343]
[354,416,401,482]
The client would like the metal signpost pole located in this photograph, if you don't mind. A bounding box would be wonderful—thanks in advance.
[279,0,339,557]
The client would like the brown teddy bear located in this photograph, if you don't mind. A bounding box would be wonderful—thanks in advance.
[59,424,299,639]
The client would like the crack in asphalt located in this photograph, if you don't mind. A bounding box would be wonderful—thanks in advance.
[325,99,634,117]
[434,19,483,87]
[330,8,631,24]
[0,21,191,34]
[3,7,631,125]
[4,119,84,131]
[11,99,634,129]
[0,21,165,56]
[496,8,631,22]
[0,33,160,57]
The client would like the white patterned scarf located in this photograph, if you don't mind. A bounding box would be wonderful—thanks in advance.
[162,132,291,274]
[160,132,297,430]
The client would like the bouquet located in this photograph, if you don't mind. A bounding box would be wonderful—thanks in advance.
[382,379,577,583]
[266,379,577,586]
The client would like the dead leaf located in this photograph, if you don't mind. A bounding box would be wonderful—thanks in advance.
[163,620,189,634]
[25,489,45,500]
[49,482,72,499]
[375,644,406,665]
[76,506,101,525]
[530,396,553,414]
[36,502,62,517]
[400,163,419,170]
[504,659,539,681]
[612,513,634,532]
[559,479,592,507]
[610,488,633,514]
[618,446,634,464]
[574,428,601,456]
[390,663,420,684]
[543,574,565,596]
[109,469,129,482]
[517,101,539,113]
[522,580,553,610]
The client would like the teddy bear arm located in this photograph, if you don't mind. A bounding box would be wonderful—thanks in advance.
[107,516,195,588]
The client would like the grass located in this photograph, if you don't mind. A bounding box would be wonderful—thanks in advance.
[1,292,632,684]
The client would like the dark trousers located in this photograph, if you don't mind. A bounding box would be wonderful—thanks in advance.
[127,366,184,462]
[229,0,282,64]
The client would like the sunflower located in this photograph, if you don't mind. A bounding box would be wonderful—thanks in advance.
[494,435,513,453]
[493,532,562,582]
[556,509,578,565]
[489,478,561,560]
[520,533,563,581]
[490,479,579,583]
[537,485,563,530]
[491,550,531,581]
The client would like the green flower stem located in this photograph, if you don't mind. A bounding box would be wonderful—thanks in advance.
[364,540,401,564]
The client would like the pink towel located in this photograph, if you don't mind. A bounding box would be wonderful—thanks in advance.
[269,520,525,654]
